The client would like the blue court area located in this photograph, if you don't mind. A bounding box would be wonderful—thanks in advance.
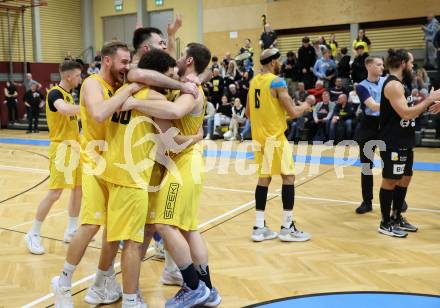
[2,137,440,172]
[254,292,440,308]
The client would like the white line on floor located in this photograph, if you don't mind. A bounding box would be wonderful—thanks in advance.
[0,164,48,174]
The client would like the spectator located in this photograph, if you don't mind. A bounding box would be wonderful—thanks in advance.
[225,98,246,140]
[287,94,316,142]
[3,81,18,124]
[226,83,240,103]
[422,14,439,69]
[329,93,356,141]
[18,73,42,92]
[307,80,326,103]
[313,39,323,59]
[207,68,224,108]
[329,33,338,58]
[351,45,369,83]
[329,77,349,102]
[64,51,74,61]
[87,62,100,75]
[298,36,317,89]
[352,29,371,54]
[313,49,337,88]
[94,50,102,69]
[225,61,241,88]
[24,83,44,133]
[318,36,331,52]
[213,95,232,138]
[259,23,277,50]
[240,38,254,72]
[204,100,216,139]
[237,71,251,104]
[434,27,440,78]
[211,56,220,71]
[281,51,301,96]
[313,91,335,141]
[294,82,308,103]
[412,68,430,90]
[348,83,361,105]
[337,47,351,88]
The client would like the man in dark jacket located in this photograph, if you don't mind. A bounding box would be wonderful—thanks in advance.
[298,36,317,89]
[24,83,44,133]
[351,45,369,83]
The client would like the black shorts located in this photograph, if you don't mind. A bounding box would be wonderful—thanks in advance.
[380,148,413,180]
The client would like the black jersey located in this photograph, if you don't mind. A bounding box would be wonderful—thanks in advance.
[379,75,415,149]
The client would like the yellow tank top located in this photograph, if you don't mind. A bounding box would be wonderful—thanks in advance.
[100,85,156,189]
[172,87,206,137]
[46,85,79,142]
[79,74,114,168]
[248,73,287,144]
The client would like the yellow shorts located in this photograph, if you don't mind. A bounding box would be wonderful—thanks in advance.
[81,174,149,243]
[147,149,204,231]
[48,142,82,189]
[253,137,295,178]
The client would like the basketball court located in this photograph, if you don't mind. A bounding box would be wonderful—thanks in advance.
[1,129,439,307]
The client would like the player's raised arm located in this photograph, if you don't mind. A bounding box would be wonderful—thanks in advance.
[276,80,311,119]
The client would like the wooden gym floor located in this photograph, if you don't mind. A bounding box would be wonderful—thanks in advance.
[0,129,439,307]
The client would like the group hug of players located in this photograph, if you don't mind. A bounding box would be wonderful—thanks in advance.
[23,17,440,308]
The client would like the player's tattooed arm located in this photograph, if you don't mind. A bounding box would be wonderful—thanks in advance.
[276,85,311,119]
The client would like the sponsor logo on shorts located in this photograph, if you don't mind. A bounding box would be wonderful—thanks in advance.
[393,164,405,175]
[164,183,179,219]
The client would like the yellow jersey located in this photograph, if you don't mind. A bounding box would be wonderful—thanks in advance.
[101,85,156,189]
[79,74,114,167]
[46,85,79,142]
[248,73,287,144]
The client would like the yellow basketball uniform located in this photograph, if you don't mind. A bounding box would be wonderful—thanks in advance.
[147,88,205,231]
[248,73,295,177]
[100,85,157,242]
[80,74,115,226]
[46,85,81,189]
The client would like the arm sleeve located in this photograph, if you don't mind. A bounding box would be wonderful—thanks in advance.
[355,84,371,104]
[47,89,64,112]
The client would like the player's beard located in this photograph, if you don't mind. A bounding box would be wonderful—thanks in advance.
[402,66,413,87]
[110,65,125,85]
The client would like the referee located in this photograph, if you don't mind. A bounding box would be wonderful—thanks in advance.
[378,49,440,237]
[355,56,409,214]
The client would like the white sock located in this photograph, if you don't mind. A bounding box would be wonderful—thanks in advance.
[106,262,115,276]
[164,250,179,272]
[255,211,265,228]
[94,269,106,288]
[30,220,43,235]
[282,210,293,229]
[59,262,76,288]
[67,216,78,233]
[122,293,137,305]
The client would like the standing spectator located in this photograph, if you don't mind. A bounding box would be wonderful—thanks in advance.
[337,47,351,88]
[208,68,224,108]
[294,82,308,103]
[351,45,369,83]
[224,61,241,89]
[329,34,338,58]
[352,29,371,54]
[298,36,317,89]
[412,68,430,90]
[329,93,356,141]
[24,83,44,133]
[281,51,301,96]
[307,80,326,103]
[87,62,100,75]
[17,73,42,92]
[64,51,74,61]
[313,39,323,59]
[313,49,337,88]
[241,38,254,72]
[94,50,102,69]
[329,77,349,102]
[313,91,335,141]
[259,23,277,50]
[422,14,439,69]
[3,81,18,124]
[226,98,246,140]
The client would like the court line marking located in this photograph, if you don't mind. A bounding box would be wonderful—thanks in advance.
[202,186,440,214]
[0,164,48,174]
[22,193,272,307]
